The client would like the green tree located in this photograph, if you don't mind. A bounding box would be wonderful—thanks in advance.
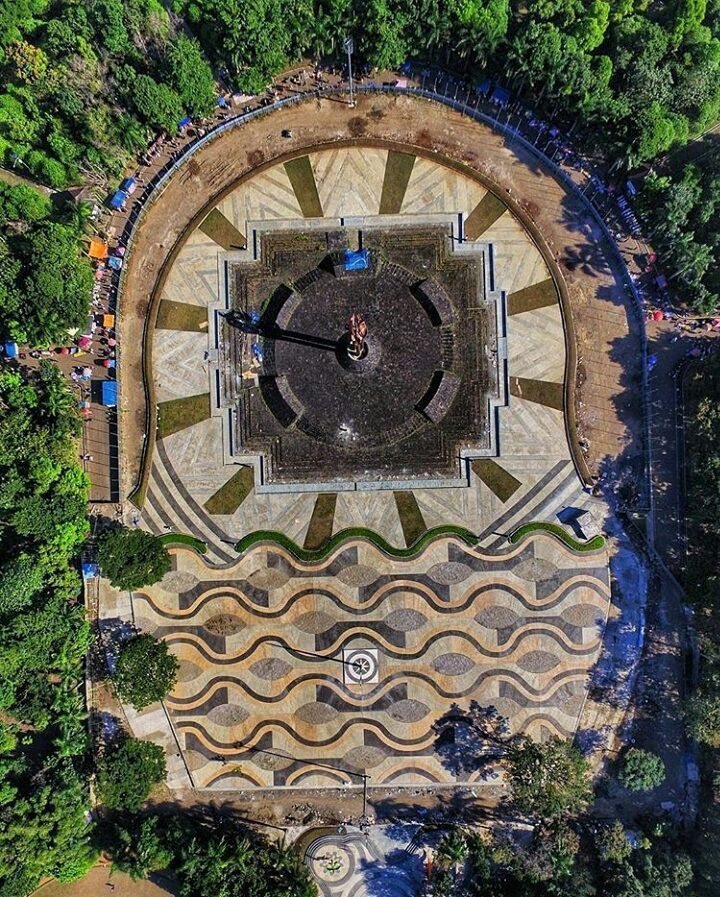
[619,748,666,792]
[685,690,720,747]
[506,736,591,819]
[96,737,167,811]
[129,74,184,132]
[113,633,178,710]
[97,528,171,591]
[595,820,632,864]
[165,34,216,117]
[107,816,173,879]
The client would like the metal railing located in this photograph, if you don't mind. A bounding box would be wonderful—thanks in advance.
[115,81,655,544]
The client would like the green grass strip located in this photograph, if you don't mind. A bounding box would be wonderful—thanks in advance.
[393,491,427,547]
[510,377,564,412]
[464,192,507,240]
[471,459,522,503]
[157,393,210,438]
[303,493,337,550]
[204,466,254,515]
[199,208,247,249]
[508,521,605,552]
[379,151,416,214]
[159,532,208,554]
[235,524,479,562]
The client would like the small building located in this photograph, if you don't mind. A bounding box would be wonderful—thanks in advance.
[101,380,117,407]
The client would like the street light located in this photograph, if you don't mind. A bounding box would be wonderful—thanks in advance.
[344,36,355,108]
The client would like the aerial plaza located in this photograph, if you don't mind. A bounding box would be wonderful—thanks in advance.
[93,112,631,812]
[4,4,717,894]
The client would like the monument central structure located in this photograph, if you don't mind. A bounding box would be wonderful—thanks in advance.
[220,224,501,487]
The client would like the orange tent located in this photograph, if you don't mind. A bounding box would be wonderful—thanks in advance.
[102,314,115,329]
[88,238,108,260]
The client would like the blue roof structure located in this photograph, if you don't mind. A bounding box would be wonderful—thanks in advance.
[491,85,511,106]
[4,341,18,358]
[101,380,117,406]
[109,190,127,210]
[344,249,370,271]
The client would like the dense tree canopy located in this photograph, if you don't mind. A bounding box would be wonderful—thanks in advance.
[96,737,167,811]
[0,366,94,896]
[506,736,591,819]
[0,183,93,344]
[113,633,179,710]
[97,527,171,591]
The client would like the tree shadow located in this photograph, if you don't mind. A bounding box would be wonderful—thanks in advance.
[431,701,514,778]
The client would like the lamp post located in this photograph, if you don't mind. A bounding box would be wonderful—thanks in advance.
[344,36,355,107]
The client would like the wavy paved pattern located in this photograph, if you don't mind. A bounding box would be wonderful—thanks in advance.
[134,532,609,790]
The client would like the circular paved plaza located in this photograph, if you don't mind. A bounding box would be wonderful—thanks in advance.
[102,92,643,809]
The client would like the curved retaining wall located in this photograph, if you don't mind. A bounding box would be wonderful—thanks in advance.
[118,85,650,509]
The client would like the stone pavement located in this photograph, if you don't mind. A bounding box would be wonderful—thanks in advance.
[121,530,609,792]
[141,145,595,560]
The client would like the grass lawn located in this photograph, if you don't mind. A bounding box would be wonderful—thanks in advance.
[157,393,210,438]
[393,490,427,547]
[510,376,564,411]
[471,459,522,502]
[204,466,254,515]
[156,300,208,332]
[303,493,337,550]
[284,155,323,217]
[464,191,507,240]
[507,277,558,315]
[379,151,416,214]
[198,208,246,249]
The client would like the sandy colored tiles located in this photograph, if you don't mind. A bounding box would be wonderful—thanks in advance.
[153,330,210,402]
[506,305,565,384]
[161,230,220,308]
[311,146,388,217]
[400,156,487,217]
[121,532,610,792]
[217,166,304,235]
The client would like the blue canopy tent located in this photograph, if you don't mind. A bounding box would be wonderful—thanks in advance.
[476,79,491,96]
[101,380,117,406]
[344,249,370,271]
[4,341,18,358]
[109,190,128,210]
[178,117,192,129]
[490,85,511,106]
[81,562,99,579]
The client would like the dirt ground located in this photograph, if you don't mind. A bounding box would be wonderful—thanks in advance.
[117,91,643,505]
[33,865,176,897]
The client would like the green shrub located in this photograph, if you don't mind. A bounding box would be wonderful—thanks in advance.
[113,633,179,710]
[97,737,166,811]
[619,748,666,792]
